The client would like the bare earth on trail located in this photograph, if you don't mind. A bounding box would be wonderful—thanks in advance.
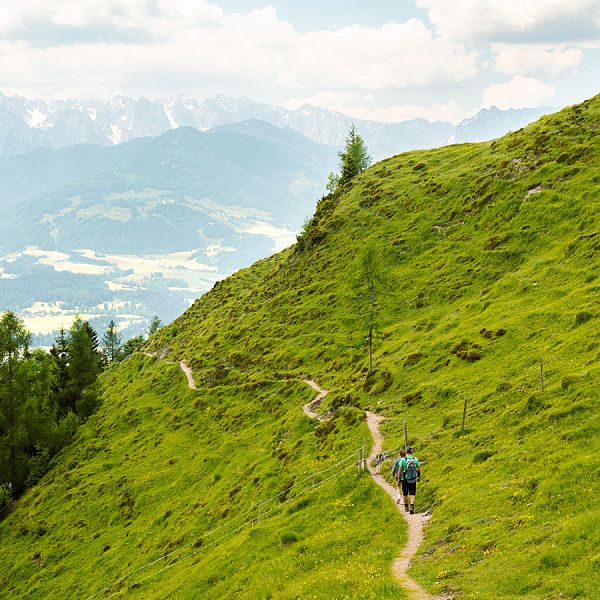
[179,360,197,390]
[303,379,328,419]
[302,379,435,599]
[366,412,434,600]
[140,351,196,391]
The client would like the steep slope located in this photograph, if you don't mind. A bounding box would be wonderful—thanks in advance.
[1,95,598,599]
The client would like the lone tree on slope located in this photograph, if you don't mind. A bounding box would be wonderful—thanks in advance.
[328,124,371,192]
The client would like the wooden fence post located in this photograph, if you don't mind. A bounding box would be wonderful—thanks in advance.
[358,448,362,473]
[404,421,408,450]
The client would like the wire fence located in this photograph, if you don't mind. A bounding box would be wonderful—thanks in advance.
[86,450,362,599]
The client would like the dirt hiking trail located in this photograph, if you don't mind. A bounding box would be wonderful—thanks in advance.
[303,379,328,419]
[141,351,196,390]
[304,381,433,600]
[142,353,438,598]
[365,412,434,600]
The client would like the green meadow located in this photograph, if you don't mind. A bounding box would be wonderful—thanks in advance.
[1,95,598,599]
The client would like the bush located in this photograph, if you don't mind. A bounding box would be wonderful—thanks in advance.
[25,447,50,487]
[280,531,299,546]
[575,311,593,325]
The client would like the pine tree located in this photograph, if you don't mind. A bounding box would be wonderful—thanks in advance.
[344,246,389,371]
[102,320,122,364]
[147,315,162,337]
[121,335,144,359]
[338,124,371,188]
[50,327,70,416]
[67,317,101,415]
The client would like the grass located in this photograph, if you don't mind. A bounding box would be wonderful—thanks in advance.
[1,94,599,598]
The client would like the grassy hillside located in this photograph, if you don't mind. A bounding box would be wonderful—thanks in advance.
[1,95,599,599]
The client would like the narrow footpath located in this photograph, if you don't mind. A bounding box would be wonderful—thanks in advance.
[305,382,433,600]
[142,352,434,598]
[141,351,196,390]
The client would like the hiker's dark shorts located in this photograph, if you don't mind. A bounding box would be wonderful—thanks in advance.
[402,480,417,496]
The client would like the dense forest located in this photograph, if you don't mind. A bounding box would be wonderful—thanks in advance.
[0,311,160,515]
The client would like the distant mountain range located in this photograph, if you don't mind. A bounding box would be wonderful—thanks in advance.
[0,120,337,340]
[0,92,554,161]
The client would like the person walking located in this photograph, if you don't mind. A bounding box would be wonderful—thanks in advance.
[400,446,421,514]
[391,450,406,504]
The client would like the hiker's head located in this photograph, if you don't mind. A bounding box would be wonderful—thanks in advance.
[406,446,414,454]
[400,449,406,457]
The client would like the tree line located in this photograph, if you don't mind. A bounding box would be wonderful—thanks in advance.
[0,311,161,515]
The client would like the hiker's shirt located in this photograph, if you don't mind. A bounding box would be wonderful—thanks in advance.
[400,455,420,476]
[391,458,403,480]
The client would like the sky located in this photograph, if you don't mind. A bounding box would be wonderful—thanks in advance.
[0,0,598,124]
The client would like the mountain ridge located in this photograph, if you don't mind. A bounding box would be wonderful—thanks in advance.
[0,91,556,160]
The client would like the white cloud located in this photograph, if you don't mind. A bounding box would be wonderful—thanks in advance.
[493,44,583,75]
[0,3,478,100]
[483,76,556,109]
[417,0,600,42]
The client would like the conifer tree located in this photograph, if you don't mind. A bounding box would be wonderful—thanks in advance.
[147,315,162,337]
[102,320,122,364]
[338,124,371,187]
[50,327,70,416]
[66,317,101,414]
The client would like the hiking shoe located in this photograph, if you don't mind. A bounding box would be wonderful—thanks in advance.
[410,506,415,514]
[404,504,409,512]
[396,497,401,504]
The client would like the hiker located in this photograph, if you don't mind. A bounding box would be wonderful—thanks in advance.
[400,446,421,514]
[391,450,406,504]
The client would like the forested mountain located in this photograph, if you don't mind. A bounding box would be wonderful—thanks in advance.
[1,95,597,598]
[0,121,337,339]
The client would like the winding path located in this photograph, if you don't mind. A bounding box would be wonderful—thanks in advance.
[141,351,196,391]
[302,379,328,419]
[304,383,432,600]
[142,353,433,597]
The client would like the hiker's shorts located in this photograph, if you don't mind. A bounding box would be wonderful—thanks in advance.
[402,480,417,496]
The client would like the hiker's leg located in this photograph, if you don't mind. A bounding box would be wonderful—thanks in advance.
[408,483,417,513]
[401,480,410,511]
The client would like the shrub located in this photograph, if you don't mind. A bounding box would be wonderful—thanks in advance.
[451,341,482,362]
[575,311,593,325]
[280,531,299,546]
[473,449,496,463]
[404,353,423,366]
